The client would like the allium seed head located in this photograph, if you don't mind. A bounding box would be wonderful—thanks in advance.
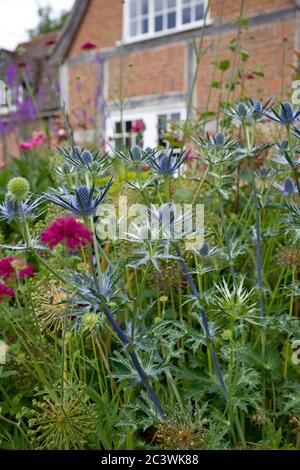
[7,177,30,201]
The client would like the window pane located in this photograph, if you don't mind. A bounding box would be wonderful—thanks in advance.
[195,4,204,20]
[167,11,176,28]
[141,0,149,15]
[155,15,163,31]
[130,0,137,18]
[167,0,176,7]
[130,20,137,36]
[171,113,180,121]
[154,0,163,11]
[142,18,149,33]
[182,7,191,23]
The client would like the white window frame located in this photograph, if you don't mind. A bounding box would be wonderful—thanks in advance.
[122,0,212,44]
[0,82,23,116]
[106,104,186,151]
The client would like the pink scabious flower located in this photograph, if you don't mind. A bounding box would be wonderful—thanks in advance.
[186,148,194,161]
[132,120,146,133]
[0,257,34,281]
[20,140,34,151]
[41,217,93,252]
[81,41,97,51]
[0,283,15,302]
[31,130,47,147]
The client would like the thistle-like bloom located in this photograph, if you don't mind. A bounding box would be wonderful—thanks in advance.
[0,196,44,222]
[59,146,111,173]
[273,178,298,196]
[43,178,113,217]
[227,99,270,125]
[0,282,15,302]
[194,132,236,164]
[147,148,188,175]
[114,145,156,164]
[261,102,300,127]
[41,217,93,252]
[196,132,236,150]
[0,257,34,281]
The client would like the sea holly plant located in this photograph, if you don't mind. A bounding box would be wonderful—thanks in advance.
[3,104,300,450]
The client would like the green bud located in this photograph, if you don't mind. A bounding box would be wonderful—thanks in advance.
[82,312,99,330]
[7,177,30,201]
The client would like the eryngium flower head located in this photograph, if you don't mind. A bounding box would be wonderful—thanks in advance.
[114,145,156,164]
[43,177,114,217]
[40,216,93,252]
[196,132,236,150]
[226,99,270,125]
[0,195,44,222]
[59,146,111,173]
[261,101,300,127]
[147,148,188,175]
[70,264,122,307]
[7,177,30,201]
[273,177,298,196]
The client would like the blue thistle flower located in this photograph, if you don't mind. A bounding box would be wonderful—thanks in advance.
[43,178,114,217]
[274,177,298,196]
[227,99,271,124]
[59,146,111,173]
[262,101,300,127]
[147,148,187,176]
[0,195,44,222]
[114,145,156,164]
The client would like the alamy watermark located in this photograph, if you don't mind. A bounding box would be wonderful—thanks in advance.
[292,340,300,365]
[0,341,8,365]
[94,198,204,250]
[291,81,300,105]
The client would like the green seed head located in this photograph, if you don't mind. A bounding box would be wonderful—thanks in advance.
[82,312,99,331]
[7,177,30,201]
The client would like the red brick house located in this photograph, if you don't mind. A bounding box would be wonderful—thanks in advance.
[51,0,299,150]
[1,0,299,161]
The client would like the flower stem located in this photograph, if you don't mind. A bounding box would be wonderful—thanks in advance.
[175,244,227,399]
[102,303,165,419]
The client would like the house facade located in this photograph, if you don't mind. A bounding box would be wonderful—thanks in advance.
[0,0,299,164]
[53,0,299,150]
[0,31,60,164]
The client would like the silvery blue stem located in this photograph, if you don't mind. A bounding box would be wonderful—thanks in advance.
[175,245,228,399]
[102,304,165,419]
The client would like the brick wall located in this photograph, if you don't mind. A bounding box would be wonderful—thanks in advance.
[211,0,294,23]
[68,0,123,57]
[65,0,297,131]
[196,17,296,113]
[1,0,297,163]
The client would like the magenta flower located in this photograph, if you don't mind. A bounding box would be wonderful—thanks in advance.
[81,41,97,51]
[132,120,146,133]
[186,148,194,161]
[31,130,47,147]
[0,283,15,302]
[20,140,34,151]
[41,217,93,252]
[46,39,56,46]
[0,257,34,281]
